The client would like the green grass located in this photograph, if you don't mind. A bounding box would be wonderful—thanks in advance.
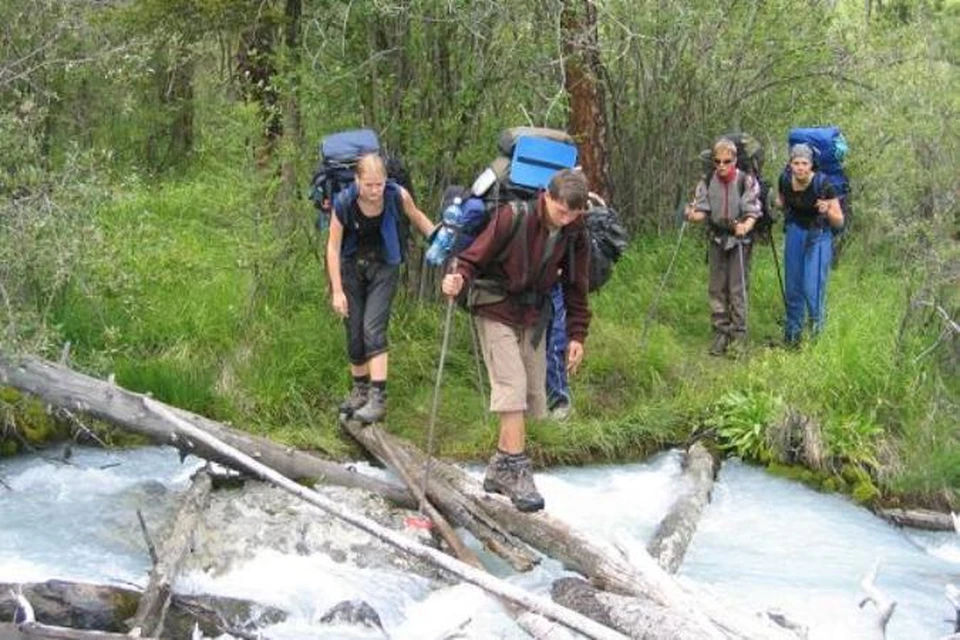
[17,159,958,509]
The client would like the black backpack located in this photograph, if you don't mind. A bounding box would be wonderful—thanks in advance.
[309,128,414,252]
[582,197,628,293]
[698,132,773,234]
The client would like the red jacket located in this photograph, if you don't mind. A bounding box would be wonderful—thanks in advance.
[455,193,591,343]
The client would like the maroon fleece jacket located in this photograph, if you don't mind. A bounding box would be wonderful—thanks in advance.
[454,193,591,344]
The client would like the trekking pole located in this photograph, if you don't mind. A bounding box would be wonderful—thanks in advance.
[738,241,749,337]
[413,257,458,527]
[639,218,688,350]
[767,228,786,311]
[815,234,823,335]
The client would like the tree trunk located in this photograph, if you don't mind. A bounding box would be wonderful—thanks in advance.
[237,20,281,165]
[561,0,612,202]
[0,355,416,509]
[0,580,285,638]
[551,577,709,640]
[341,418,540,573]
[167,54,195,165]
[877,507,957,531]
[128,470,213,637]
[647,442,716,573]
[1,622,132,639]
[279,0,303,231]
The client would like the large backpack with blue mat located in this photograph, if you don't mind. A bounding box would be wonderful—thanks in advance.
[426,127,627,293]
[309,128,414,243]
[426,127,579,265]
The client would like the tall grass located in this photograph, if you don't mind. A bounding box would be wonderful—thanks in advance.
[10,152,956,506]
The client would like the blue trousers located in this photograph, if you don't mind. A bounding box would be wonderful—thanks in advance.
[783,222,833,343]
[545,283,570,409]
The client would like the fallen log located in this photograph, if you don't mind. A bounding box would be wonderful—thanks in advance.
[144,397,630,640]
[0,355,415,509]
[344,420,797,640]
[364,427,575,640]
[128,470,213,638]
[856,563,896,640]
[551,577,708,639]
[877,508,957,532]
[0,580,284,638]
[647,441,716,574]
[344,418,539,572]
[1,621,133,639]
[368,427,481,568]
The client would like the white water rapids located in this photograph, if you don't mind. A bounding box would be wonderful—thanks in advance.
[1,445,957,639]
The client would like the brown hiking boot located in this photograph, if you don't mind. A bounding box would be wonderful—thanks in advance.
[482,452,545,512]
[708,332,730,356]
[339,381,369,416]
[354,386,386,424]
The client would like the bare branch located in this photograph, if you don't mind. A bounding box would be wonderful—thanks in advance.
[136,509,160,567]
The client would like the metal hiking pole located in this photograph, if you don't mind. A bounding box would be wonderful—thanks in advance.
[767,228,786,312]
[639,218,688,350]
[738,240,749,338]
[413,258,458,528]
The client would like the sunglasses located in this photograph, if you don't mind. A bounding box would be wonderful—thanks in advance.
[713,158,734,166]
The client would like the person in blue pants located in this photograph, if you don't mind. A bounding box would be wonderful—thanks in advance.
[545,282,571,420]
[776,144,844,346]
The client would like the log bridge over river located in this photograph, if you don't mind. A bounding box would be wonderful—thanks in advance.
[0,354,952,640]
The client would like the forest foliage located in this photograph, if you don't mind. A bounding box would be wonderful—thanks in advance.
[0,0,957,506]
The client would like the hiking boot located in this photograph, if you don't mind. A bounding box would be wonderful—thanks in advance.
[482,452,545,512]
[708,332,729,356]
[339,381,369,416]
[548,400,571,422]
[353,386,386,424]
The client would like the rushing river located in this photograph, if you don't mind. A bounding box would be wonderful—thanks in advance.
[1,445,957,639]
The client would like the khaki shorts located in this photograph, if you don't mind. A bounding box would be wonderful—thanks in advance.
[474,316,548,418]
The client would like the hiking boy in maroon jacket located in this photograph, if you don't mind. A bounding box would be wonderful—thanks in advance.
[441,169,591,512]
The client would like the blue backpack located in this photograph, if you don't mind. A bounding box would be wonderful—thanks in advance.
[309,128,414,238]
[786,126,851,223]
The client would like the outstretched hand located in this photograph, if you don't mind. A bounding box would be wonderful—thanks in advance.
[567,340,584,375]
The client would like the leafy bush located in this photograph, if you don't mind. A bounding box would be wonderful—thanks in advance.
[705,391,785,462]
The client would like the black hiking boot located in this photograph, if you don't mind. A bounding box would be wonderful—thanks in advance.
[354,386,386,424]
[708,332,730,356]
[482,452,545,513]
[339,381,369,416]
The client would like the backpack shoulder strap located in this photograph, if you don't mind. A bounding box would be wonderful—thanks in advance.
[385,181,405,217]
[333,184,359,228]
[812,172,828,198]
[502,201,530,276]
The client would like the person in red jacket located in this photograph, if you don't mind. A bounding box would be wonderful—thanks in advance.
[684,138,762,356]
[441,169,592,512]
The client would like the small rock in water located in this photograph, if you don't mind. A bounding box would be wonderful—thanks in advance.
[319,599,383,630]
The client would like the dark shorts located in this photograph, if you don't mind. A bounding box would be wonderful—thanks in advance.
[341,258,400,366]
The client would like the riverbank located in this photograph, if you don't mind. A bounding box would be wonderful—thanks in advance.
[1,167,955,518]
